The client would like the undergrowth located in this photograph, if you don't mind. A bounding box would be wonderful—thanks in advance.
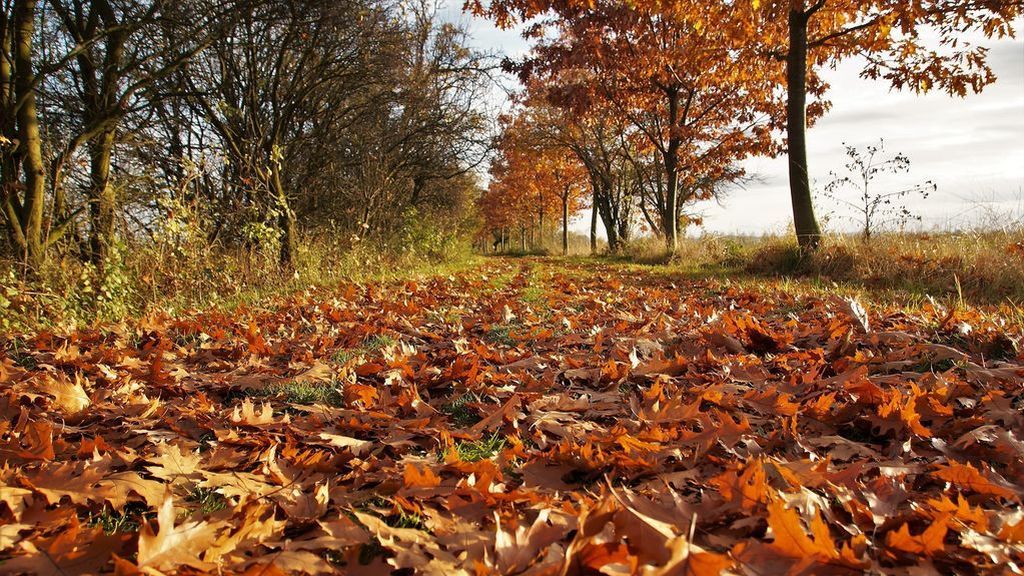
[0,234,478,332]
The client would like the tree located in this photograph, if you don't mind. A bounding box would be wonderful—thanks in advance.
[182,0,397,266]
[487,113,587,255]
[2,0,47,270]
[508,1,781,254]
[41,0,229,269]
[750,0,1021,250]
[470,0,1021,252]
[819,139,934,241]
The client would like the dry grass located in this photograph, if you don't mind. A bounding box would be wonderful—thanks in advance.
[611,229,1024,305]
[748,231,1024,303]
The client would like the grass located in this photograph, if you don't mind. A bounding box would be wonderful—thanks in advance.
[187,487,228,515]
[442,393,482,428]
[86,503,151,534]
[332,333,398,364]
[606,230,1024,305]
[240,381,344,407]
[520,285,547,305]
[356,497,428,531]
[386,510,428,530]
[0,235,481,333]
[3,337,37,369]
[452,433,506,462]
[484,325,516,346]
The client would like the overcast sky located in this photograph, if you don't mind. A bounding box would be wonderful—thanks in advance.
[441,3,1024,236]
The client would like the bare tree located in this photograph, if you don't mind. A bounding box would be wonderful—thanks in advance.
[819,139,935,241]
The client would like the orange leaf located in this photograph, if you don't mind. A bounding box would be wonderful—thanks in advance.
[885,516,948,555]
[933,462,1016,499]
[765,500,838,560]
[403,464,441,489]
[577,542,631,571]
[999,519,1024,543]
[344,383,378,407]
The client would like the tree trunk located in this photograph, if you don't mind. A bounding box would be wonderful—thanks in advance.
[589,202,597,254]
[538,189,544,249]
[664,90,680,254]
[89,129,116,267]
[561,189,569,257]
[787,7,822,251]
[271,165,296,266]
[13,0,45,269]
[602,196,619,253]
[1,11,17,256]
[664,154,678,254]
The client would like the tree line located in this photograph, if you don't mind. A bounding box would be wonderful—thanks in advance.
[2,0,493,274]
[473,0,1020,255]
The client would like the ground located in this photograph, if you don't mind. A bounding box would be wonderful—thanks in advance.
[1,257,1023,575]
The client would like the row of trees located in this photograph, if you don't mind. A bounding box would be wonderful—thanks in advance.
[472,0,1020,254]
[2,0,493,273]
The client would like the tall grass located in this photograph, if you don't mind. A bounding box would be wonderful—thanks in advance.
[1,230,477,332]
[612,229,1024,304]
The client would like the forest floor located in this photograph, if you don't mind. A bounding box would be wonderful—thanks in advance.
[1,257,1023,575]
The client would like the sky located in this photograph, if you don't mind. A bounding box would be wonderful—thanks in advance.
[440,2,1024,237]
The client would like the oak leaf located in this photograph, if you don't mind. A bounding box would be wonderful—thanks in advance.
[933,462,1017,500]
[136,494,220,572]
[885,516,948,555]
[1,517,127,575]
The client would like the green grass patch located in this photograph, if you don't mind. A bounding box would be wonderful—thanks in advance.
[363,334,397,350]
[452,433,506,462]
[484,325,515,346]
[187,487,228,515]
[241,381,344,407]
[386,510,427,530]
[520,286,547,305]
[910,356,962,374]
[355,497,429,532]
[442,393,482,428]
[86,503,151,534]
[332,333,398,364]
[4,337,37,369]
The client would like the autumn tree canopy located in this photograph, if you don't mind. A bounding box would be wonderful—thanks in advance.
[480,111,588,254]
[470,0,1021,251]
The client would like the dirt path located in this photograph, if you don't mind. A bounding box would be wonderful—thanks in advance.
[2,257,1022,574]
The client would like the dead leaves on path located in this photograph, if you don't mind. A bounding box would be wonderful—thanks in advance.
[1,259,1024,574]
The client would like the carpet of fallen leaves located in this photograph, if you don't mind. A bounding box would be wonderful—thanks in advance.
[2,258,1024,575]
